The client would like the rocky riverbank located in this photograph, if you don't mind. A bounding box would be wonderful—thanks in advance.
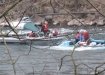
[1,0,105,27]
[30,0,105,26]
[34,14,105,26]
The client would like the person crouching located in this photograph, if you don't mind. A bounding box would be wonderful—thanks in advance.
[52,29,58,37]
[29,31,36,37]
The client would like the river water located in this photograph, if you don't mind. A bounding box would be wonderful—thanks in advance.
[0,26,105,75]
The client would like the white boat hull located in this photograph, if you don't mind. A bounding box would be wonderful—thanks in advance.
[28,45,105,51]
[0,36,64,44]
[49,46,105,51]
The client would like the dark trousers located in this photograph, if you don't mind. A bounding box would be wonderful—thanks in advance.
[43,30,48,37]
[75,38,79,43]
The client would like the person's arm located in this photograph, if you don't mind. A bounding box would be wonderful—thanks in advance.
[41,26,44,32]
[29,33,32,37]
[78,35,80,41]
[78,34,83,42]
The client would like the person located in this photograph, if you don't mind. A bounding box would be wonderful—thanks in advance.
[83,30,90,45]
[41,21,49,37]
[75,31,80,43]
[77,29,85,46]
[78,29,84,42]
[77,29,90,46]
[29,31,36,37]
[52,29,58,37]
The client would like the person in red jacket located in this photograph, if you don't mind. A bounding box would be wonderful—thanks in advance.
[41,21,49,37]
[83,30,90,44]
[29,31,36,37]
[52,29,58,37]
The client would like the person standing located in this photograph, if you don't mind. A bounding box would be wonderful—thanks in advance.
[41,21,49,37]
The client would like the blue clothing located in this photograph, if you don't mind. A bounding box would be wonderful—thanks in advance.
[78,34,84,42]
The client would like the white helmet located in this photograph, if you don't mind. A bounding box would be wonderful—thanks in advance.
[79,29,84,33]
[44,21,48,24]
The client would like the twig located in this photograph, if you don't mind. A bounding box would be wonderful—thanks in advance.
[18,64,27,74]
[58,55,70,70]
[4,15,21,41]
[86,0,105,17]
[0,30,16,75]
[0,0,22,18]
[40,63,47,75]
[27,40,32,55]
[54,0,84,26]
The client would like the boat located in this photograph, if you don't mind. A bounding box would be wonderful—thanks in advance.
[49,38,105,51]
[1,20,39,36]
[0,18,65,43]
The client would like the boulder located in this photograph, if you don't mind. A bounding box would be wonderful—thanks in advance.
[44,7,54,13]
[84,20,94,26]
[34,16,44,25]
[58,9,67,14]
[67,19,83,26]
[45,16,52,19]
[53,21,59,25]
[94,17,105,25]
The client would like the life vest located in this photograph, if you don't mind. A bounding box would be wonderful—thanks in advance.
[53,30,58,36]
[43,24,48,31]
[29,32,35,37]
[53,30,58,34]
[83,30,90,41]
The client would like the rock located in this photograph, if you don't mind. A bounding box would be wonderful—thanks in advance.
[67,19,83,26]
[45,16,52,19]
[87,14,96,21]
[60,20,67,26]
[97,20,104,25]
[66,16,72,21]
[94,17,105,25]
[89,8,96,12]
[53,21,59,25]
[34,16,44,24]
[84,20,94,26]
[44,7,54,13]
[35,22,41,25]
[67,19,75,26]
[58,9,67,14]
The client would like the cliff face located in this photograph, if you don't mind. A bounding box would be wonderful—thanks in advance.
[0,0,105,26]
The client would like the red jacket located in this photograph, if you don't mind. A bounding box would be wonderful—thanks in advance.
[44,24,48,31]
[29,32,36,37]
[83,30,90,41]
[53,30,58,36]
[42,23,48,31]
[75,32,80,39]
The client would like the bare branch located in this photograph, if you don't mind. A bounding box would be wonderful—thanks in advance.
[0,0,22,18]
[86,0,105,17]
